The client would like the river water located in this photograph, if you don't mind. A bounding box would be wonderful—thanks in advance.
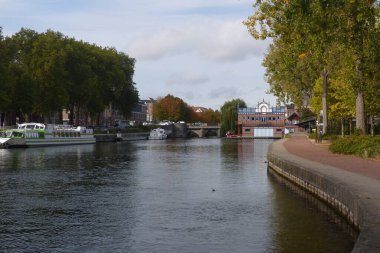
[0,139,355,252]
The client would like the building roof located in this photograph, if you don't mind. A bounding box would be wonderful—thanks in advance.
[238,106,285,114]
[192,106,208,113]
[287,112,300,120]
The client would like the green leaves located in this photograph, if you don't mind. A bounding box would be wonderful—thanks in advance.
[246,0,380,134]
[0,28,138,124]
[220,99,246,135]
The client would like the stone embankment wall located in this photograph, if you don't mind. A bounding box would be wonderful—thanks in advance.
[267,140,380,253]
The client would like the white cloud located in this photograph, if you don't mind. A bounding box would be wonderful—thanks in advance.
[127,28,190,60]
[127,19,268,62]
[0,0,277,110]
[166,72,209,86]
[208,87,239,99]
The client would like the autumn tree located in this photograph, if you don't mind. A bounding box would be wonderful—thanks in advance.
[195,109,221,125]
[153,94,191,122]
[200,109,221,125]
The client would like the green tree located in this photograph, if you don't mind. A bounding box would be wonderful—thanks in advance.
[29,30,69,119]
[220,99,246,136]
[64,39,96,125]
[8,28,40,122]
[112,52,139,118]
[0,28,138,125]
[245,0,380,134]
[0,27,12,124]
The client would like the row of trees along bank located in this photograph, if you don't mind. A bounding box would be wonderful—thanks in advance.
[0,27,139,126]
[153,95,221,124]
[245,1,380,135]
[153,95,249,137]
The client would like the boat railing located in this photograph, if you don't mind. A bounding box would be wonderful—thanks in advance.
[47,125,93,135]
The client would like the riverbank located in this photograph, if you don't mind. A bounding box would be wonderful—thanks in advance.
[267,133,380,253]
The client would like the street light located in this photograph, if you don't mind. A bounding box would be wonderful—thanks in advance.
[315,120,318,143]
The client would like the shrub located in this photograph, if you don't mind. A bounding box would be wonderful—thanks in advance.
[329,136,380,158]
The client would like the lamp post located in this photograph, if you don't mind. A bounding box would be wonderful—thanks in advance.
[315,120,318,143]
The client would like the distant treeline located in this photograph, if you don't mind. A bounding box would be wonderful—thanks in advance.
[0,27,138,125]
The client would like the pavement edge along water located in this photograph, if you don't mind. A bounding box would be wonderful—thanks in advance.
[267,135,380,253]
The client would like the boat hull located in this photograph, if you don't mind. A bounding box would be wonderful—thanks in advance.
[0,136,96,148]
[148,136,167,140]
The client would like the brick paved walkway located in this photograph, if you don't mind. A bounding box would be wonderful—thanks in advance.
[283,133,380,180]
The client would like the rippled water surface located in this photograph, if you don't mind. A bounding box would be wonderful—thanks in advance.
[0,139,355,252]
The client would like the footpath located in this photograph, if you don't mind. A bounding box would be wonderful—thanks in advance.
[267,133,380,253]
[284,134,380,180]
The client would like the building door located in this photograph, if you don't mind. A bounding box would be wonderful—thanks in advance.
[254,127,274,138]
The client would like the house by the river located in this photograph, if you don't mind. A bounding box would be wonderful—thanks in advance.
[237,100,301,138]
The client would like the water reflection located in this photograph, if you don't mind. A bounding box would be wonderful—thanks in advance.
[0,144,95,171]
[268,170,357,252]
[0,139,355,252]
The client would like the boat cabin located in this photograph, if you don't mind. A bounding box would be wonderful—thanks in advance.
[17,123,45,130]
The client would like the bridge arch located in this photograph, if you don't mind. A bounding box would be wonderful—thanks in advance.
[187,125,221,138]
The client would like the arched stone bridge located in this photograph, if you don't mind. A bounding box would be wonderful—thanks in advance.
[187,125,221,138]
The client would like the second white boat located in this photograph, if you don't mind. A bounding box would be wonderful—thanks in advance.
[148,128,167,140]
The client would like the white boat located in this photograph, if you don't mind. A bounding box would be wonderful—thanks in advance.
[0,122,96,148]
[148,128,167,140]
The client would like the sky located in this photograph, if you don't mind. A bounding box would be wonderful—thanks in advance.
[0,0,276,110]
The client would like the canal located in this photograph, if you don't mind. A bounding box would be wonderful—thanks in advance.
[0,139,356,252]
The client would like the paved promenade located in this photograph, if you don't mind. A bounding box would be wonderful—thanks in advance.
[268,133,380,253]
[283,133,380,180]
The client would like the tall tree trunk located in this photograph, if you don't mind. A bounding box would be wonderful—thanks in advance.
[341,118,344,137]
[322,67,328,134]
[84,111,89,126]
[75,107,80,126]
[370,115,374,136]
[68,107,74,125]
[355,91,365,134]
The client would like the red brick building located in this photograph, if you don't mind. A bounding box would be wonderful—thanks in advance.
[237,100,286,138]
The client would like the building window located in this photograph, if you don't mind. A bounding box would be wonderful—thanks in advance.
[245,128,251,132]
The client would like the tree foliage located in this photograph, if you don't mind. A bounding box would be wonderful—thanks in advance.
[245,0,380,134]
[153,94,192,122]
[220,99,246,135]
[0,28,138,125]
[194,109,221,124]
